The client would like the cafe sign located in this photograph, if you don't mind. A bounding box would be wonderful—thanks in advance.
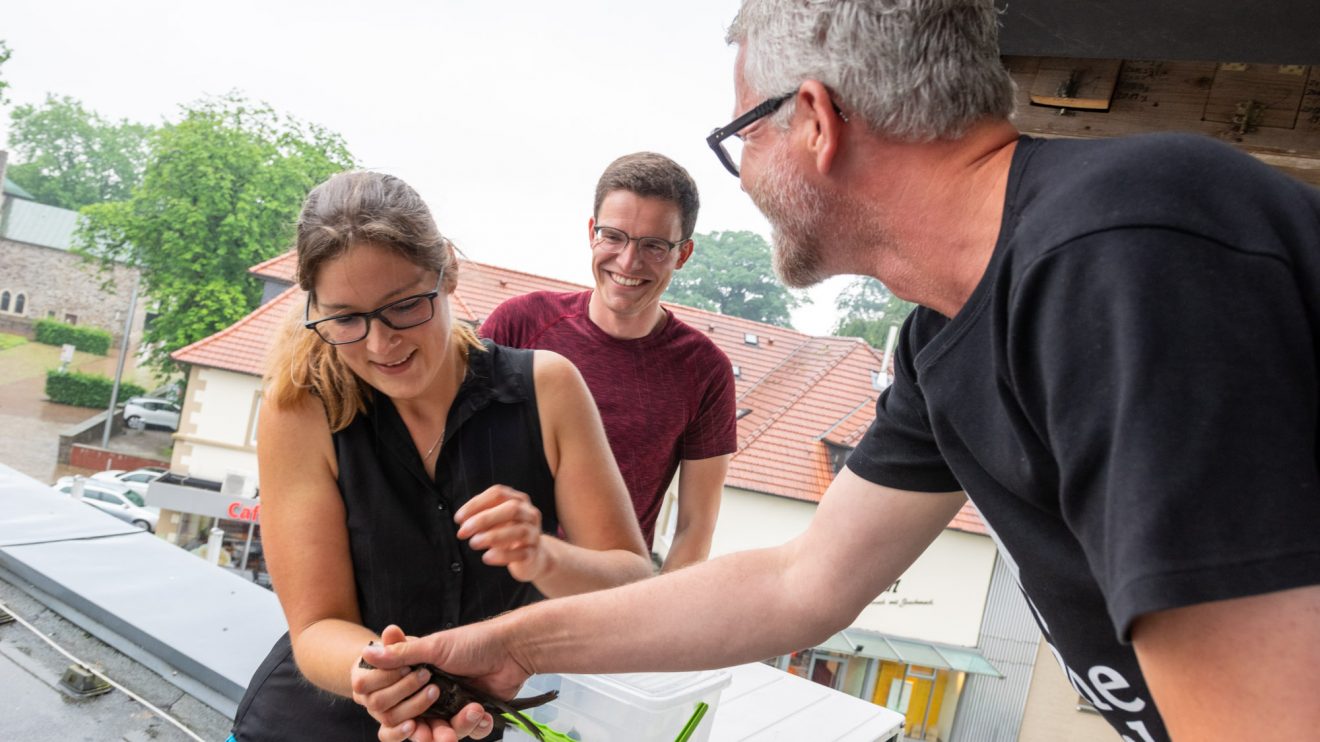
[146,479,260,523]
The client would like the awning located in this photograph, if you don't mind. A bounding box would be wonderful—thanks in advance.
[816,629,1003,678]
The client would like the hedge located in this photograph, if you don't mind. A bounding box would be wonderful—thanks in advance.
[34,318,112,355]
[45,370,146,408]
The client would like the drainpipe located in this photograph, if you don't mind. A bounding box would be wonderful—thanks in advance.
[879,324,899,389]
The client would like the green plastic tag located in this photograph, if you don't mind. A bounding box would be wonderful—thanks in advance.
[674,701,710,742]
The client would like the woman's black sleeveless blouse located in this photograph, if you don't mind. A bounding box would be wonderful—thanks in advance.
[232,342,556,740]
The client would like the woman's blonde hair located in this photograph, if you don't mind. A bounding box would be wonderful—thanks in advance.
[265,171,481,431]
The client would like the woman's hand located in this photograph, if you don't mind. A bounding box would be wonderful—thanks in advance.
[353,625,494,742]
[456,485,550,583]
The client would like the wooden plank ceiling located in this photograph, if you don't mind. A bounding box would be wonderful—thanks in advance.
[998,0,1320,65]
[997,2,1320,187]
[1005,58,1320,187]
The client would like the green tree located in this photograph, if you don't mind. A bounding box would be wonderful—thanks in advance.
[665,230,807,327]
[0,40,12,104]
[78,94,355,373]
[832,276,916,349]
[5,95,156,209]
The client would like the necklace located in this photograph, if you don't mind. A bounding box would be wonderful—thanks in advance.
[423,425,446,460]
[421,357,463,461]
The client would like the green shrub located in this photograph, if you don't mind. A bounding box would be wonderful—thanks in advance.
[0,333,26,351]
[33,318,112,355]
[45,370,146,408]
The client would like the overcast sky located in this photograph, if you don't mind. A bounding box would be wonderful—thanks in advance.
[0,0,855,333]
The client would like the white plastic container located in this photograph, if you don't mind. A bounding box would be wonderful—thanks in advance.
[503,669,732,742]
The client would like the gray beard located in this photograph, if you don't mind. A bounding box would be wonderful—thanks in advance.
[752,144,834,289]
[751,142,894,290]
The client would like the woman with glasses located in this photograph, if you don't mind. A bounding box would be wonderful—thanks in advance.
[229,171,652,742]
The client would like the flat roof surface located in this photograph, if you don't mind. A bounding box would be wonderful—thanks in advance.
[0,575,233,741]
[0,463,288,737]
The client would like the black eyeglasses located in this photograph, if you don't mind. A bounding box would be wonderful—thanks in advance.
[592,226,688,264]
[304,272,444,345]
[706,93,793,177]
[706,91,849,177]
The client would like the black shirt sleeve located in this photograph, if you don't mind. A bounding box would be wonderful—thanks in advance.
[1011,227,1320,640]
[846,312,963,493]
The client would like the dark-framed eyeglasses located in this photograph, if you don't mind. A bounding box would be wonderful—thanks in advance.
[303,272,444,345]
[706,91,849,177]
[591,226,688,264]
[706,93,794,177]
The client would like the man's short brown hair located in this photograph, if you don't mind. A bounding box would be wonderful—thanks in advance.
[593,152,700,240]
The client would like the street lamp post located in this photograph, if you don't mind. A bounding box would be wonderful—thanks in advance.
[101,280,140,449]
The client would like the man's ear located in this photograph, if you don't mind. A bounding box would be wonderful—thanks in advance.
[675,238,695,269]
[797,79,844,176]
[587,216,597,246]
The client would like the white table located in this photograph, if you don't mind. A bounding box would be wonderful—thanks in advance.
[709,662,904,741]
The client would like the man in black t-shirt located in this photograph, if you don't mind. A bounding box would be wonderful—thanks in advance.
[359,3,1320,741]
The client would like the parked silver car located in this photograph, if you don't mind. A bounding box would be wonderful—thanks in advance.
[91,467,168,498]
[52,476,161,532]
[123,397,181,431]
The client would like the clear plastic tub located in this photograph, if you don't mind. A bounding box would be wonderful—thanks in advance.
[503,669,732,742]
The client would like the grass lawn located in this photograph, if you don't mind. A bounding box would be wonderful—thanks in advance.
[0,333,26,351]
[0,338,162,390]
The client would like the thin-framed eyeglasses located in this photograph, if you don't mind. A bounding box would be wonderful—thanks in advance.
[592,226,689,264]
[303,271,444,345]
[706,91,849,177]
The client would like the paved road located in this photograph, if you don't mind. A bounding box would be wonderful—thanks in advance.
[0,339,171,483]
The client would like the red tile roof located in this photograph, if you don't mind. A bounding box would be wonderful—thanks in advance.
[177,251,986,535]
[172,285,301,378]
[248,252,297,283]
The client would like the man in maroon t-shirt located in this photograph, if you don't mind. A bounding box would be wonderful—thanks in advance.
[481,152,736,572]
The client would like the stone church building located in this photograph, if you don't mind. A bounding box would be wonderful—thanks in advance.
[0,151,146,346]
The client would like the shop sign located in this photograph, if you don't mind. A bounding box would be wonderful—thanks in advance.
[146,479,261,523]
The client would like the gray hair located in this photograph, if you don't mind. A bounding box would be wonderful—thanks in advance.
[727,0,1015,141]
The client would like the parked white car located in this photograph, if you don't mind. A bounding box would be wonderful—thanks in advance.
[52,476,161,532]
[123,397,181,431]
[91,467,167,498]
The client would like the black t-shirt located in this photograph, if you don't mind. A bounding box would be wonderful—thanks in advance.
[847,133,1320,740]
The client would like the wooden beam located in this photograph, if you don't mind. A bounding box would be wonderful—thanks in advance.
[1028,58,1123,111]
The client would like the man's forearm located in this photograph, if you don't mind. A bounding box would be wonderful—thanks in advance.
[662,455,729,574]
[505,543,840,675]
[660,527,713,573]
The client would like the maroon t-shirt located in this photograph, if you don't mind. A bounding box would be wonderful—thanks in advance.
[481,290,737,545]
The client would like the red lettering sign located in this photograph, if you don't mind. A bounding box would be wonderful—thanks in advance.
[226,501,261,523]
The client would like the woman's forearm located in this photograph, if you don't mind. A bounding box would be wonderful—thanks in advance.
[290,618,381,696]
[531,536,654,598]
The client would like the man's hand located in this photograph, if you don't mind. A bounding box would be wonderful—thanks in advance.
[361,619,533,740]
[356,625,498,742]
[457,486,549,583]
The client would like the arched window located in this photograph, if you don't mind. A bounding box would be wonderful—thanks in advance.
[0,291,9,312]
[14,294,26,315]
